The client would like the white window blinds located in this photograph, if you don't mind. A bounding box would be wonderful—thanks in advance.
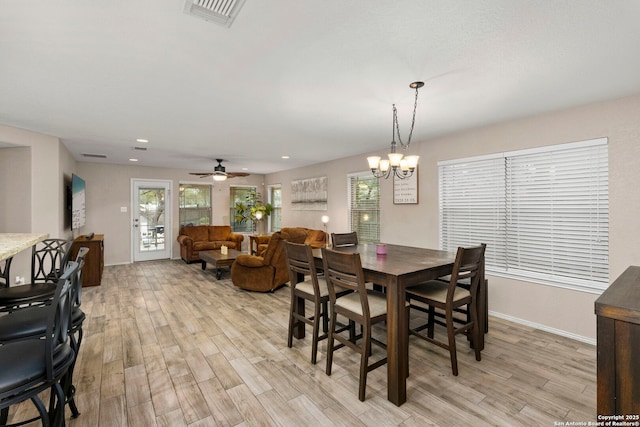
[348,173,380,242]
[439,138,609,293]
[439,156,506,270]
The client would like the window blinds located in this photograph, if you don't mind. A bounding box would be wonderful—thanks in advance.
[348,173,380,243]
[439,138,608,293]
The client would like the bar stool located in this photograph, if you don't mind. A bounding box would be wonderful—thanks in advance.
[0,248,88,418]
[407,244,486,376]
[0,261,78,426]
[322,247,388,401]
[0,238,72,312]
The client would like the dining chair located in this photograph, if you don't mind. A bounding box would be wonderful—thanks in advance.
[0,261,78,427]
[330,232,358,249]
[321,247,388,401]
[406,244,486,376]
[0,238,72,312]
[0,257,12,287]
[284,241,352,364]
[0,248,88,418]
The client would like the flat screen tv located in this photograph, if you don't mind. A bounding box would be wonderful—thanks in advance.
[71,174,86,230]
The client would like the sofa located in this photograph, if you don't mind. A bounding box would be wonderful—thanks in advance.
[177,225,244,263]
[253,227,326,256]
[231,227,308,292]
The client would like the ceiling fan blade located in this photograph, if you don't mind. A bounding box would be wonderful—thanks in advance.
[227,172,250,178]
[189,172,214,177]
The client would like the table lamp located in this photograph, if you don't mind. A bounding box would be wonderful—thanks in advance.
[321,215,330,248]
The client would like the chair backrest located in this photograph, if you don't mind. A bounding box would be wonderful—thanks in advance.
[321,247,370,316]
[284,241,321,293]
[0,257,13,288]
[447,244,486,302]
[72,247,89,309]
[31,238,73,284]
[45,260,78,380]
[331,232,358,249]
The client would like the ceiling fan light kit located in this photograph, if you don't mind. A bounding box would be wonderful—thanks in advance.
[190,158,250,181]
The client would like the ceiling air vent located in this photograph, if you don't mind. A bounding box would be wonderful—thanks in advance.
[133,146,147,151]
[183,0,247,27]
[82,153,107,159]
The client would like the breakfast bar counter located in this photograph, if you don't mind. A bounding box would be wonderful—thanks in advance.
[0,233,49,261]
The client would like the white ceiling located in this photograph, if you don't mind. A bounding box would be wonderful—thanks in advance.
[2,1,640,175]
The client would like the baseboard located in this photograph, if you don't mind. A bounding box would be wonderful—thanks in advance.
[489,310,596,346]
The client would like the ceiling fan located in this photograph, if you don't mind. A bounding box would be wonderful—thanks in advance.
[189,159,249,181]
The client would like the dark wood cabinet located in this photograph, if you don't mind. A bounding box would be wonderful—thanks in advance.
[595,266,640,416]
[70,234,104,287]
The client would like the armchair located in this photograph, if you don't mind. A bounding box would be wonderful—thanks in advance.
[231,228,307,292]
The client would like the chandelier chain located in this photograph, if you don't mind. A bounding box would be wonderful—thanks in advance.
[394,85,420,149]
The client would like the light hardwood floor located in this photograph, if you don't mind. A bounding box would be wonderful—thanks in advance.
[9,259,597,426]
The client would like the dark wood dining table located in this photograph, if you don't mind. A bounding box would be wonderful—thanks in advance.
[304,243,486,406]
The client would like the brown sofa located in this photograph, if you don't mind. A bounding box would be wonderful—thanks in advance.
[177,225,244,263]
[231,227,307,292]
[253,227,326,256]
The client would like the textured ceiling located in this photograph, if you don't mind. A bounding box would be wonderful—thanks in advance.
[2,1,640,175]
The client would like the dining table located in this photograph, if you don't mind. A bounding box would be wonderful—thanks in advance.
[304,243,486,406]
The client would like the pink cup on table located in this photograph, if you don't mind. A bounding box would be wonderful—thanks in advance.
[376,243,387,255]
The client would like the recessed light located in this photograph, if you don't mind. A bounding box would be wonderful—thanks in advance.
[282,155,290,159]
[242,167,248,171]
[136,138,149,143]
[129,158,139,162]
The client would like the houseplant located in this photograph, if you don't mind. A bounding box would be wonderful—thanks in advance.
[233,190,272,234]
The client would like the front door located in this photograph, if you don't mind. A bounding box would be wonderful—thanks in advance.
[132,179,172,262]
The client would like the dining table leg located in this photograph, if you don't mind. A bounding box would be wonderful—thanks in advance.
[386,275,407,406]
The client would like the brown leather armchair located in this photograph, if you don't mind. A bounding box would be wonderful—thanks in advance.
[231,228,307,292]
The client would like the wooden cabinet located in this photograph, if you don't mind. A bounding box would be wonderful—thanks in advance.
[70,234,104,287]
[595,266,640,416]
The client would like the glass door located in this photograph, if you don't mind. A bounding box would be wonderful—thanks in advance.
[132,179,172,262]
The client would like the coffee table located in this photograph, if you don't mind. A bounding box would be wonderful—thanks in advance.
[199,249,242,279]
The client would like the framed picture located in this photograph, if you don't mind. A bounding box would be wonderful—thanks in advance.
[393,168,419,204]
[291,176,328,210]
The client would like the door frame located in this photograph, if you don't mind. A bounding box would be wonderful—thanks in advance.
[131,178,173,262]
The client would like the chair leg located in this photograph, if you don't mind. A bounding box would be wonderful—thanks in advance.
[287,293,296,348]
[469,302,482,362]
[427,305,435,338]
[66,327,83,418]
[446,309,458,376]
[358,325,370,402]
[51,382,67,427]
[311,300,322,365]
[325,311,337,376]
[322,300,329,333]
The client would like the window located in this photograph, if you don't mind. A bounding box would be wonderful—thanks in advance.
[230,186,257,233]
[348,172,380,242]
[439,138,609,293]
[179,183,212,227]
[268,184,282,232]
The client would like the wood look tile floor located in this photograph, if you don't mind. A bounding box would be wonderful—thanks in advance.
[8,260,597,426]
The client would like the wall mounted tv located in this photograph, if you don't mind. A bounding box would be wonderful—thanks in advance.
[71,174,86,230]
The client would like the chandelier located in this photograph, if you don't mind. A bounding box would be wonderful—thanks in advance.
[367,81,424,179]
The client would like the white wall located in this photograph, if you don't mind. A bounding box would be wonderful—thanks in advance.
[0,124,75,280]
